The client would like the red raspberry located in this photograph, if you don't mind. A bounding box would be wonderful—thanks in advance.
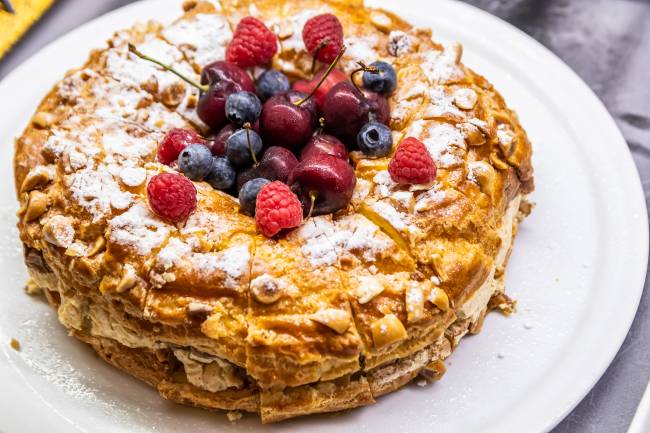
[255,181,303,237]
[302,14,344,64]
[158,128,205,166]
[226,17,278,68]
[388,137,437,185]
[147,173,197,222]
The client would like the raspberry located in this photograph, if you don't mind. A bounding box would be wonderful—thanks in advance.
[158,128,205,166]
[226,17,278,68]
[255,181,303,237]
[147,173,197,222]
[302,14,344,64]
[388,137,437,185]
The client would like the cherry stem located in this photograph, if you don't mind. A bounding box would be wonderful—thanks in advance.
[295,45,347,107]
[351,61,379,92]
[128,43,208,93]
[311,39,330,75]
[307,191,318,219]
[316,117,325,134]
[244,123,258,165]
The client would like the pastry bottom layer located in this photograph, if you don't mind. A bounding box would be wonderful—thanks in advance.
[27,197,527,423]
[35,277,508,423]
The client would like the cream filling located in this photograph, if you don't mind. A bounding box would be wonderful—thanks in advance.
[456,195,521,321]
[173,348,243,393]
[56,293,244,392]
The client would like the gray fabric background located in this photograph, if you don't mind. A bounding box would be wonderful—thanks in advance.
[1,1,648,432]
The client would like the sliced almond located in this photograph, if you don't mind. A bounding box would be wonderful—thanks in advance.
[405,284,425,323]
[310,308,351,334]
[20,165,54,193]
[370,11,392,33]
[359,202,410,253]
[490,151,510,170]
[453,88,478,110]
[116,266,137,293]
[42,215,75,248]
[420,359,447,382]
[250,275,284,304]
[187,302,214,317]
[65,242,87,257]
[24,191,49,222]
[371,313,407,349]
[87,236,106,257]
[354,275,385,304]
[468,160,498,199]
[429,287,450,311]
[452,42,463,65]
[32,112,56,129]
[458,122,486,146]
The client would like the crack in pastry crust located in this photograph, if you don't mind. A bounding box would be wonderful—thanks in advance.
[14,0,534,423]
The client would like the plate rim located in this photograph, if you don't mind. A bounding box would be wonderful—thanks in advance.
[0,0,647,432]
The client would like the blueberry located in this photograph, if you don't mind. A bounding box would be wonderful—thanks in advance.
[256,70,290,101]
[226,128,263,166]
[178,143,213,180]
[205,157,236,190]
[362,61,397,95]
[225,91,262,125]
[239,178,271,216]
[357,121,393,157]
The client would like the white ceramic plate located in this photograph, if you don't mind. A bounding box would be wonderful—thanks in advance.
[0,1,647,432]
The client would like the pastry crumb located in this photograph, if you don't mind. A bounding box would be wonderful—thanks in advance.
[10,338,21,351]
[416,379,428,387]
[227,411,242,422]
[24,279,41,295]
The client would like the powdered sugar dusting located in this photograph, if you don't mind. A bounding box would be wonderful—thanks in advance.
[297,218,339,267]
[156,237,192,269]
[421,123,467,168]
[344,35,381,70]
[371,201,408,232]
[162,13,232,67]
[297,215,395,267]
[190,245,250,289]
[119,166,147,187]
[105,38,194,92]
[424,86,465,119]
[421,44,465,85]
[67,165,135,220]
[213,245,250,288]
[109,204,170,255]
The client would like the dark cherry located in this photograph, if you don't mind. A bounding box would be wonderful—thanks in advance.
[363,90,390,125]
[288,154,356,217]
[321,81,370,146]
[207,123,237,156]
[259,91,317,150]
[292,67,347,110]
[200,61,254,93]
[235,146,298,191]
[196,62,255,130]
[257,146,299,182]
[300,134,348,161]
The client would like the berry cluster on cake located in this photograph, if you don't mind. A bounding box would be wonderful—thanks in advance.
[14,0,533,423]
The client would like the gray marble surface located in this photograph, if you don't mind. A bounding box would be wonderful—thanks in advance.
[0,0,648,432]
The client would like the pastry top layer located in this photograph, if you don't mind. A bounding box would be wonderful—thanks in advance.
[14,0,533,389]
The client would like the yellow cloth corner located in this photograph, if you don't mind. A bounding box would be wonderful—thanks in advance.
[0,0,55,59]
